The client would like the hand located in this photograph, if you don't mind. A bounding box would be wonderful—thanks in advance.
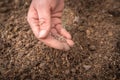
[27,0,74,51]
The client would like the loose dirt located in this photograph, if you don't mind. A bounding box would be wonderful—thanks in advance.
[0,0,120,80]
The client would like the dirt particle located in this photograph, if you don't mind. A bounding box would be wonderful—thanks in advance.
[0,7,9,13]
[65,69,70,74]
[78,26,86,32]
[83,65,92,70]
[39,62,46,68]
[0,0,120,79]
[73,16,79,23]
[108,10,120,17]
[108,31,113,36]
[0,2,4,7]
[71,68,76,73]
[88,44,96,51]
[86,30,91,38]
[51,33,66,43]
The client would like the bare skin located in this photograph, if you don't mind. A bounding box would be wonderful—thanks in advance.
[27,0,74,51]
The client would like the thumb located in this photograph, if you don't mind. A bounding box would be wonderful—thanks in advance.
[38,18,51,38]
[37,1,51,38]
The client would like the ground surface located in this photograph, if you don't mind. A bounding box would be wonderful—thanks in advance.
[0,0,120,80]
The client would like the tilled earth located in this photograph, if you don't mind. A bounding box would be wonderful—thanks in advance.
[0,0,120,80]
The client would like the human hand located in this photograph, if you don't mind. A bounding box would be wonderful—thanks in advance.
[27,0,74,51]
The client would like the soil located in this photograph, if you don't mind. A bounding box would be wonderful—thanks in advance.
[0,0,120,80]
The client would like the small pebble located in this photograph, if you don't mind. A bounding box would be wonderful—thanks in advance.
[65,69,70,74]
[78,26,86,32]
[108,10,120,17]
[0,2,4,7]
[83,65,91,70]
[0,7,9,13]
[88,45,96,51]
[108,32,113,36]
[15,0,21,7]
[73,16,79,23]
[86,30,91,38]
[117,41,120,49]
[71,68,76,72]
[39,62,45,68]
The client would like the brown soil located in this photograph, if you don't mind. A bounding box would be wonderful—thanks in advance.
[0,0,120,80]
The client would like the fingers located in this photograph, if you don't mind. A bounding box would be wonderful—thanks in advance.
[40,28,73,51]
[51,16,72,39]
[51,18,74,47]
[56,25,75,47]
[40,35,70,51]
[55,24,72,39]
[51,28,74,48]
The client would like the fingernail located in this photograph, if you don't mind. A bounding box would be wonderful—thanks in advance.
[66,39,75,47]
[63,43,70,51]
[39,30,47,38]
